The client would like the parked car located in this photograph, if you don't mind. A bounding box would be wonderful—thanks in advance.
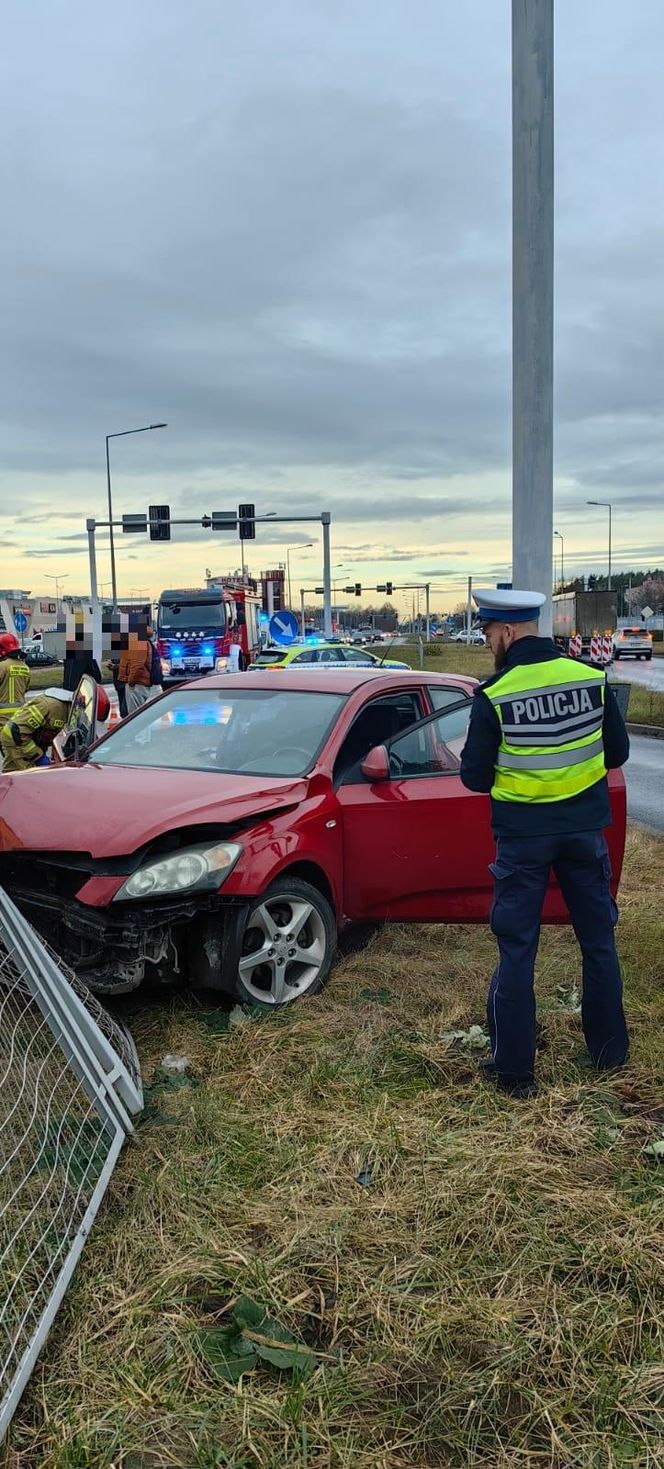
[23,647,58,668]
[249,642,410,671]
[453,628,486,645]
[0,669,626,1010]
[612,626,653,661]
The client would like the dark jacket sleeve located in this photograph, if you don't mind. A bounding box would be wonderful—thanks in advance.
[460,690,501,793]
[603,682,630,769]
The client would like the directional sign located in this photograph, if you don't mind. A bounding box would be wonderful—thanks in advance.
[641,605,654,621]
[211,511,237,531]
[13,611,28,633]
[122,514,148,533]
[269,610,300,645]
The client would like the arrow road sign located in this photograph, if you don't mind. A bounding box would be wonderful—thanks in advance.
[269,610,300,645]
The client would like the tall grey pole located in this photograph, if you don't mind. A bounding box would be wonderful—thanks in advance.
[321,512,332,636]
[105,437,118,609]
[512,0,554,636]
[87,518,102,668]
[425,583,431,642]
[466,576,473,644]
[300,589,306,640]
[607,504,612,591]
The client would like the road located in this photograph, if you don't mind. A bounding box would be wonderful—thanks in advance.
[625,734,664,834]
[611,657,664,694]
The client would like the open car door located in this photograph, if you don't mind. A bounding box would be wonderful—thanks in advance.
[337,700,626,924]
[52,676,111,763]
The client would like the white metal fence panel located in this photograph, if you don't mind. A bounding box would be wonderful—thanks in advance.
[0,888,143,1442]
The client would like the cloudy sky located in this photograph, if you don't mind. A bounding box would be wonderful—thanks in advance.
[1,0,662,614]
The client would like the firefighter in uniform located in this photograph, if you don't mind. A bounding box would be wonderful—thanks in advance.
[0,633,30,729]
[0,687,72,773]
[460,589,630,1099]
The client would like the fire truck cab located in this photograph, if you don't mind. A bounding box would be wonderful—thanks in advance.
[157,583,261,685]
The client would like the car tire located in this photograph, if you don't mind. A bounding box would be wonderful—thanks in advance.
[229,877,337,1009]
[646,653,652,662]
[613,652,620,661]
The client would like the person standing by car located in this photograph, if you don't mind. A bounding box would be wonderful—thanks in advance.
[119,622,153,714]
[1,687,72,771]
[460,588,630,1100]
[0,634,30,729]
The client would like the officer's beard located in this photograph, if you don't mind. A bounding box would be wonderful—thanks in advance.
[493,634,509,671]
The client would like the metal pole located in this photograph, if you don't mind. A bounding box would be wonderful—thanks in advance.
[608,504,612,591]
[321,512,332,637]
[512,0,554,636]
[87,519,102,669]
[425,583,430,642]
[287,549,292,609]
[300,589,306,640]
[466,576,472,643]
[105,437,118,608]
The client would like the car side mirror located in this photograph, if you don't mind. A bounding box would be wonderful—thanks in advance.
[360,745,390,782]
[62,727,84,762]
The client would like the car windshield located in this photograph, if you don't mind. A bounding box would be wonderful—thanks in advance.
[91,687,346,776]
[158,600,226,633]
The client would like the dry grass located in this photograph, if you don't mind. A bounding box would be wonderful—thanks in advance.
[3,830,664,1469]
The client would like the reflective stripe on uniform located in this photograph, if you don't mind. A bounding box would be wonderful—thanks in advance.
[496,736,604,770]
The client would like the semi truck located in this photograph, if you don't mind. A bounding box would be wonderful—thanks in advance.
[552,591,618,661]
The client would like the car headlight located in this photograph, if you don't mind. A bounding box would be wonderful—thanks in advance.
[113,841,242,902]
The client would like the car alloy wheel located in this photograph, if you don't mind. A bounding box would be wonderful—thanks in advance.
[235,877,336,1007]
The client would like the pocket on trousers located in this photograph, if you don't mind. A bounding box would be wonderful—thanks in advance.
[601,854,619,928]
[489,861,516,937]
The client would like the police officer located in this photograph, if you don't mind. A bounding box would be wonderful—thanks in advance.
[460,588,630,1099]
[0,687,72,772]
[0,634,30,728]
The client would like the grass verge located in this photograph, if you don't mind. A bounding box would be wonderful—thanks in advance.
[3,829,664,1468]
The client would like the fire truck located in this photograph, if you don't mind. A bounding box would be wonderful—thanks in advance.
[156,581,262,685]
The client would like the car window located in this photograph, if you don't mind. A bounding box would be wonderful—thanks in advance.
[428,686,472,713]
[343,649,374,665]
[318,648,344,664]
[387,701,472,777]
[334,692,424,784]
[292,648,318,664]
[91,688,347,777]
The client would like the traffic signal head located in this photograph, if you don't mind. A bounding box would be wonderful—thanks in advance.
[239,503,256,540]
[149,504,171,541]
[385,582,393,596]
[355,583,361,597]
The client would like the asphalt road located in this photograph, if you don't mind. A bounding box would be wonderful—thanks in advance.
[611,658,664,694]
[625,734,664,834]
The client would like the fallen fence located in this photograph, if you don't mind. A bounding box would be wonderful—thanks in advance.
[0,888,143,1442]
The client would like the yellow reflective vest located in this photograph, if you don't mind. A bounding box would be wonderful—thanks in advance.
[0,657,31,728]
[483,658,607,804]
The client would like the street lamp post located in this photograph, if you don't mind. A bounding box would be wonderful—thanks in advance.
[587,501,612,590]
[105,422,167,608]
[553,530,564,591]
[286,543,314,609]
[45,572,69,603]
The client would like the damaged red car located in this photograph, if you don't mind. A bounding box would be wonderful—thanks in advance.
[0,669,626,1005]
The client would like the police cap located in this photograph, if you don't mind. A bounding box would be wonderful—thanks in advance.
[473,588,547,626]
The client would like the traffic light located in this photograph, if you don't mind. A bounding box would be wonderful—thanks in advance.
[355,583,362,597]
[149,504,171,541]
[385,582,393,596]
[238,503,256,540]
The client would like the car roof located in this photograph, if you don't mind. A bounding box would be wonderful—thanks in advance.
[184,669,478,696]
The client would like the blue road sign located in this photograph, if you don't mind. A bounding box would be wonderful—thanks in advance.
[496,582,513,591]
[13,611,28,633]
[269,610,300,645]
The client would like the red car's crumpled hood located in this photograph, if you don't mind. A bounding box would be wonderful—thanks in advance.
[0,763,308,859]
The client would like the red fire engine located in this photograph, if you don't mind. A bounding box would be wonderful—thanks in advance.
[156,581,262,685]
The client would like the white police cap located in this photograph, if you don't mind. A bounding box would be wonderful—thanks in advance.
[472,588,547,624]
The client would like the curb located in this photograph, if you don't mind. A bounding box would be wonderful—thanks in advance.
[626,722,664,741]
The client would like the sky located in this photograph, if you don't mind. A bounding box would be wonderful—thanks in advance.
[1,0,662,617]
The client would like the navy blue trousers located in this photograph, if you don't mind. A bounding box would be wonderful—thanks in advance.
[488,831,629,1080]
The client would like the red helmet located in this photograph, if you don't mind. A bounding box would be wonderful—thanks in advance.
[0,633,20,658]
[96,686,111,723]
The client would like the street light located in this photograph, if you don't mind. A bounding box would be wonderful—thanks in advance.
[286,543,314,609]
[45,572,69,603]
[554,530,564,591]
[587,501,612,590]
[105,422,167,608]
